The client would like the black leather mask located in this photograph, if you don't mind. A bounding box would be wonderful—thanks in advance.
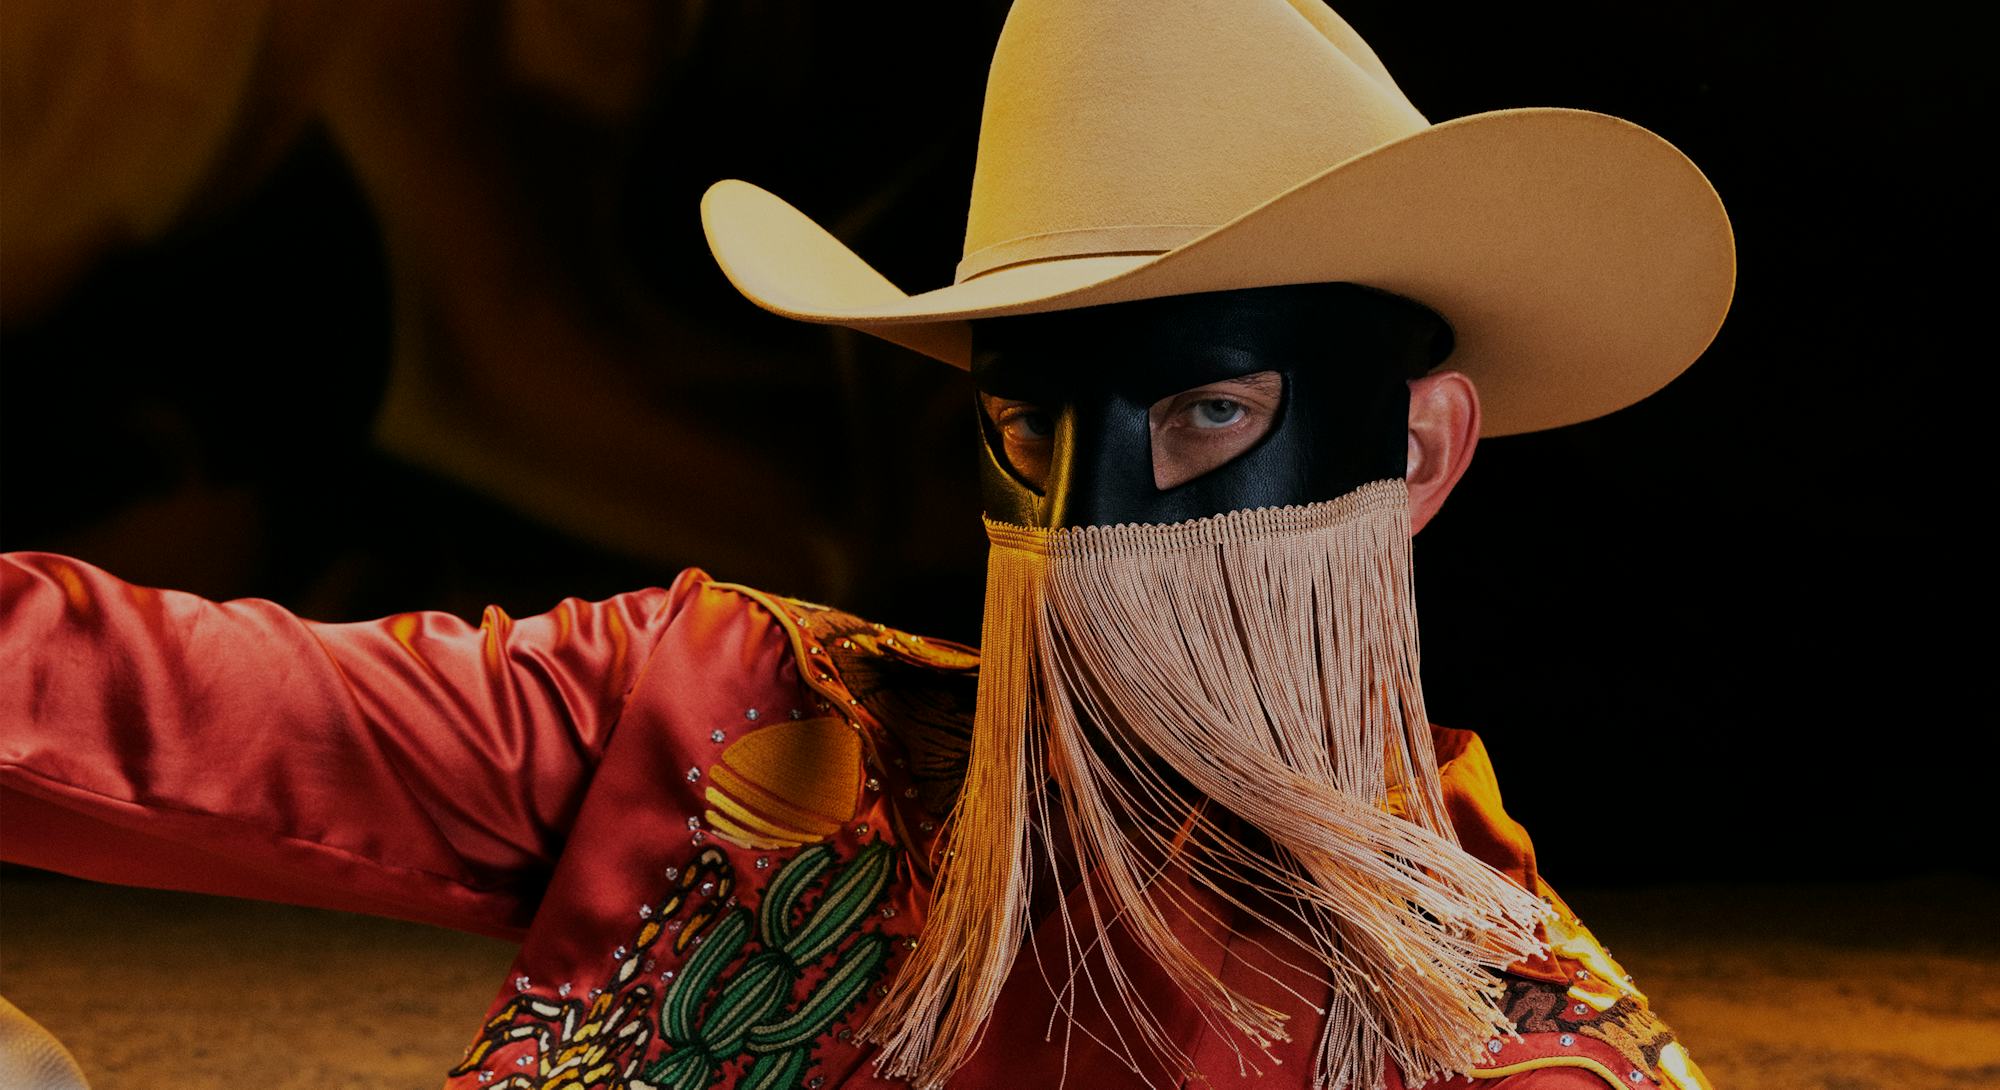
[972,283,1453,529]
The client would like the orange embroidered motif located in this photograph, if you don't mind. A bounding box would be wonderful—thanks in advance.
[704,716,864,850]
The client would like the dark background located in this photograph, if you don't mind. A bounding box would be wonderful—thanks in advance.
[2,1,1988,889]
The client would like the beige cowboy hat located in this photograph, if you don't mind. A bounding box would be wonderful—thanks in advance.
[701,0,1735,437]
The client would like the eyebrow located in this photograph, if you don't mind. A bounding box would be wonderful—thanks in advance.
[979,370,1283,409]
[1180,371,1282,396]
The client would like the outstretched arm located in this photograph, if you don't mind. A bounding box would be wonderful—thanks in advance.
[1,551,703,941]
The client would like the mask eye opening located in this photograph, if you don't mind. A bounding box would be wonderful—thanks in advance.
[976,392,1051,496]
[1147,369,1288,493]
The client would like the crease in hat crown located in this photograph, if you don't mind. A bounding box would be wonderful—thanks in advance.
[956,0,1427,282]
[698,0,1737,437]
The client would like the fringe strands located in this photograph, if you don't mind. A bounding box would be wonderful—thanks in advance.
[858,479,1550,1089]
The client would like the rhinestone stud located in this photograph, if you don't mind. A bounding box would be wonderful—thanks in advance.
[710,729,726,743]
[685,767,702,783]
[755,856,770,870]
[1559,1034,1576,1047]
[745,708,761,721]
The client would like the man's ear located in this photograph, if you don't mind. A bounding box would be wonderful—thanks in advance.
[1406,370,1479,534]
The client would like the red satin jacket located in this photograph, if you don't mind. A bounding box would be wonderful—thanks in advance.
[0,552,1711,1089]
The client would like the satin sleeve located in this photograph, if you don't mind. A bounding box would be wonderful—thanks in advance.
[0,551,706,941]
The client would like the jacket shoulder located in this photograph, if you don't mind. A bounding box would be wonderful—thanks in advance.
[1426,726,1714,1089]
[1474,884,1713,1089]
[698,582,979,822]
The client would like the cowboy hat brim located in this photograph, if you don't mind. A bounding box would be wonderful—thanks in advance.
[702,107,1734,437]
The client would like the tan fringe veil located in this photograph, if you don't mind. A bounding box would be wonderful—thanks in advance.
[858,479,1549,1089]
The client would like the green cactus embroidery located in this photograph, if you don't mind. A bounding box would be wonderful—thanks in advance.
[644,841,896,1089]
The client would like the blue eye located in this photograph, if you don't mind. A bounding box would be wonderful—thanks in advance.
[1192,399,1245,428]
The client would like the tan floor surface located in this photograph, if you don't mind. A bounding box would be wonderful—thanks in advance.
[2,869,1995,1089]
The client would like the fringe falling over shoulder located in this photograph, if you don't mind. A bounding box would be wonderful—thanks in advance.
[858,479,1551,1089]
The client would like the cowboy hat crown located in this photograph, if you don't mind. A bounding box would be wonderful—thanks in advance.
[701,0,1735,436]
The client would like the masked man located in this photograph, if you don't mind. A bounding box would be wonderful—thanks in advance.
[1,1,1731,1087]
